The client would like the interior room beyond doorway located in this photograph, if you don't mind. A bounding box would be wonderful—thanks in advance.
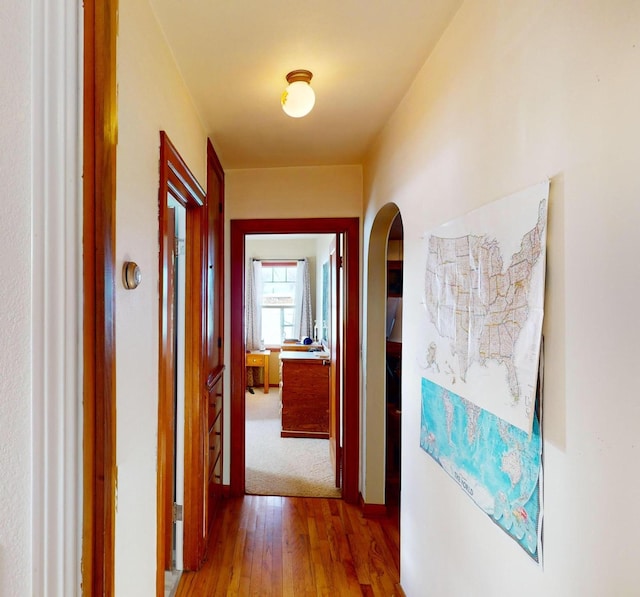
[244,233,339,498]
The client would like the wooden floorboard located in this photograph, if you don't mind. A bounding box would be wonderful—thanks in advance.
[175,495,400,597]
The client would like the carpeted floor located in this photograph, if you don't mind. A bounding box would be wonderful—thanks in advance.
[245,388,341,498]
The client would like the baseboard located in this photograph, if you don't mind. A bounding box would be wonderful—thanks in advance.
[220,484,232,498]
[395,582,406,596]
[280,430,329,439]
[359,492,387,518]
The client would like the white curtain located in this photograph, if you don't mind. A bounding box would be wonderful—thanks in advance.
[245,259,262,351]
[293,258,313,340]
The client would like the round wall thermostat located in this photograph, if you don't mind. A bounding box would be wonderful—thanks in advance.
[123,261,142,290]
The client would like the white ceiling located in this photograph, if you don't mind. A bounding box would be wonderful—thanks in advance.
[149,0,462,169]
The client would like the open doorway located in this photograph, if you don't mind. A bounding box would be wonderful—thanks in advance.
[385,213,403,507]
[243,233,339,498]
[230,218,360,504]
[363,203,403,517]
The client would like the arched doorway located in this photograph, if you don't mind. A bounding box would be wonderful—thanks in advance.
[363,204,403,512]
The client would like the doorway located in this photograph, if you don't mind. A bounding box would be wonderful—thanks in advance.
[230,218,360,504]
[363,203,403,514]
[157,131,209,583]
[243,233,339,498]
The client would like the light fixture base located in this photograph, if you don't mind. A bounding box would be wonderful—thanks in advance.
[285,69,313,85]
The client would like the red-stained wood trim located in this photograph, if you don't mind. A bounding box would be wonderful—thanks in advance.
[157,135,226,586]
[83,1,118,595]
[183,201,206,570]
[157,132,208,584]
[230,218,360,504]
[205,139,226,541]
[156,140,176,586]
[230,222,247,495]
[206,139,225,376]
[359,493,388,519]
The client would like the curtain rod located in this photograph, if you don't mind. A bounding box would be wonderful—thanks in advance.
[251,258,305,262]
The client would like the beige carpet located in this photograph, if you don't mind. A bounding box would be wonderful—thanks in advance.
[245,389,341,498]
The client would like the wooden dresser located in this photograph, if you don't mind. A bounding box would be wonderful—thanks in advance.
[279,351,330,438]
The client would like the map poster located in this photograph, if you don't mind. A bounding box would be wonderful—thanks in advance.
[421,181,549,433]
[420,376,543,563]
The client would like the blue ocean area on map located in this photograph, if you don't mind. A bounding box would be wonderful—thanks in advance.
[420,377,542,562]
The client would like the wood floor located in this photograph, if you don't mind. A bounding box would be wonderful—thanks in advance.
[175,495,401,596]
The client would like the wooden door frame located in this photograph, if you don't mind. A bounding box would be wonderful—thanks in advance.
[83,1,118,594]
[157,132,208,586]
[230,218,360,504]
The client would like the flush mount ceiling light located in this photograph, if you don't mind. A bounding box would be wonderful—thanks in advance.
[281,70,315,118]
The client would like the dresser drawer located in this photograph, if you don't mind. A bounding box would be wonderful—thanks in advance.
[246,353,266,366]
[207,376,223,428]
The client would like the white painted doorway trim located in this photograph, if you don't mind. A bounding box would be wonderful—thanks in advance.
[362,203,401,505]
[31,0,83,594]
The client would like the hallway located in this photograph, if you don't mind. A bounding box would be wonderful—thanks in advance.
[175,495,401,596]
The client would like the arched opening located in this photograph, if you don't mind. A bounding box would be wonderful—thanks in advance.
[362,203,403,513]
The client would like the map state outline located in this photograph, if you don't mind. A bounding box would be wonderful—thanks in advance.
[420,181,549,433]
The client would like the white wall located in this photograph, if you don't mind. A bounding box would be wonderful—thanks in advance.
[226,165,362,220]
[0,3,32,594]
[115,0,208,593]
[363,1,640,595]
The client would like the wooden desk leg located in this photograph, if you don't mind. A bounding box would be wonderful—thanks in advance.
[263,355,269,394]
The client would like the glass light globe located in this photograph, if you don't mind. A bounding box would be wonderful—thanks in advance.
[281,80,316,118]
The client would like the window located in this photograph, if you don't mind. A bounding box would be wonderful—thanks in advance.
[260,262,297,344]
